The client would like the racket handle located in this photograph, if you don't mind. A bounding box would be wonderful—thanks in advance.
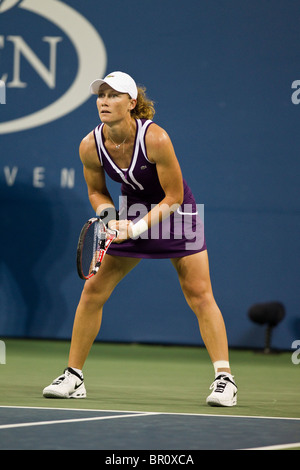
[107,227,119,238]
[96,205,119,226]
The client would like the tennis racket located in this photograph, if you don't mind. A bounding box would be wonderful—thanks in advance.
[76,217,118,280]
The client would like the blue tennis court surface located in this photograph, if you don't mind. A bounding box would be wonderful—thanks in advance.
[0,406,299,450]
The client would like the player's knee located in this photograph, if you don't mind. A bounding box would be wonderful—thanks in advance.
[81,281,112,307]
[183,283,214,316]
[193,294,214,316]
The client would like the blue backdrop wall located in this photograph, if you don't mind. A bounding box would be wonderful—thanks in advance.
[1,0,299,350]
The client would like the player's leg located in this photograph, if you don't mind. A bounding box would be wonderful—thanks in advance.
[43,255,140,398]
[171,250,237,406]
[171,250,229,365]
[68,254,140,370]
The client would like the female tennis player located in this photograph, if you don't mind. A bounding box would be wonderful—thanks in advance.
[43,71,237,406]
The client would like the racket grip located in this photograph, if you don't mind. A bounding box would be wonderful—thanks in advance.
[96,205,119,227]
[107,226,119,238]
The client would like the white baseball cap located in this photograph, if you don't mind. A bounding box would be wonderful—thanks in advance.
[90,71,138,99]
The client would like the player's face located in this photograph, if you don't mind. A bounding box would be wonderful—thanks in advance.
[96,84,135,123]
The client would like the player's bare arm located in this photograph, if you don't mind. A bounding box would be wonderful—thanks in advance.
[142,123,184,227]
[79,132,128,241]
[79,132,115,213]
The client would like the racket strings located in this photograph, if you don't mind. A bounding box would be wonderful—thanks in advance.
[81,220,105,277]
[77,218,118,280]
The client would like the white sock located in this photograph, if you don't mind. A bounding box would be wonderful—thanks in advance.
[213,360,230,376]
[69,367,83,378]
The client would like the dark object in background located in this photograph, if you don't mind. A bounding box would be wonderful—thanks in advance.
[248,302,285,353]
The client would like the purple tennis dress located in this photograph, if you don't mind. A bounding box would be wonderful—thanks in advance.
[93,118,206,258]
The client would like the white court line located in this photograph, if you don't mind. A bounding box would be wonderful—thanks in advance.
[243,442,300,450]
[0,412,159,431]
[0,405,300,421]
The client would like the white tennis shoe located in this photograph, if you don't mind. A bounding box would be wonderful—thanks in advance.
[43,368,86,399]
[206,374,237,407]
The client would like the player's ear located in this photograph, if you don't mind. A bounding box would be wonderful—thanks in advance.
[129,98,137,111]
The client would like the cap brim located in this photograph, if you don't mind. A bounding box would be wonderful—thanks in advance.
[90,79,106,95]
[89,74,138,99]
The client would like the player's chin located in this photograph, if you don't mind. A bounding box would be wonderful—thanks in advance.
[99,112,111,122]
